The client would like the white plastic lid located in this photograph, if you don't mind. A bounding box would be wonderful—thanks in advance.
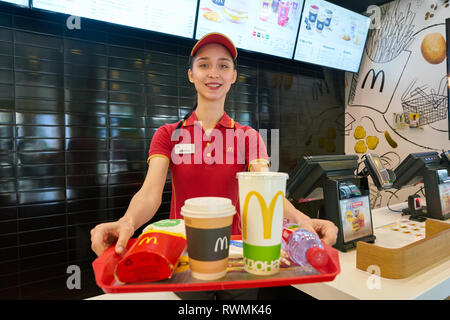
[236,172,289,179]
[181,197,236,218]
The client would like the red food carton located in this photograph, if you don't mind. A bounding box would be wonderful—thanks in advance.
[115,220,187,283]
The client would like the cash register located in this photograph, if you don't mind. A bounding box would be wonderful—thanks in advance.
[286,155,377,252]
[392,151,450,221]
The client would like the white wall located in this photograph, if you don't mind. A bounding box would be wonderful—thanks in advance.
[345,0,450,208]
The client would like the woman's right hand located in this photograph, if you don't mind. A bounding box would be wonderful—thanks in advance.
[90,219,135,257]
[90,157,169,257]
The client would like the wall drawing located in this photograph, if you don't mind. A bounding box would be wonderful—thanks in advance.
[344,0,450,208]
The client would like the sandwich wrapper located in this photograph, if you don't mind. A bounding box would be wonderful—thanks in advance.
[115,219,187,283]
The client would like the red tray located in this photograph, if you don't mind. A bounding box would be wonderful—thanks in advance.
[92,236,340,294]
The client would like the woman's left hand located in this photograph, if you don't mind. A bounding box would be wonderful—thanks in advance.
[294,217,338,246]
[309,219,338,246]
[279,192,338,246]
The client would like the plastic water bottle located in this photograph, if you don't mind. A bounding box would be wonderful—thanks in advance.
[282,221,328,269]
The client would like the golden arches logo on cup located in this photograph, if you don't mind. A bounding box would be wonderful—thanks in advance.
[237,172,288,276]
[242,190,285,240]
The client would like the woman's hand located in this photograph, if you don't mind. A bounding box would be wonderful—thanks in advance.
[248,164,339,246]
[309,219,338,246]
[291,216,338,246]
[90,157,169,257]
[90,219,135,256]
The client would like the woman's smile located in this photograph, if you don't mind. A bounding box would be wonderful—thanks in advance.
[205,82,223,89]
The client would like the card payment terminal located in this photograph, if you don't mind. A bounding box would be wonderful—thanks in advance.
[362,154,396,190]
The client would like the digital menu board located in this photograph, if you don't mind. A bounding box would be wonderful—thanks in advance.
[195,0,305,59]
[32,0,198,38]
[294,0,370,72]
[0,0,28,6]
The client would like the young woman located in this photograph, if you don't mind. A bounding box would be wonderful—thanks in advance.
[90,33,338,299]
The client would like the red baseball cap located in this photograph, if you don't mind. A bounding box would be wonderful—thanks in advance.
[191,32,238,60]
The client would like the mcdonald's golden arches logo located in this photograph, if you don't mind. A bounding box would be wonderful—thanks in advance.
[138,236,158,246]
[242,190,284,240]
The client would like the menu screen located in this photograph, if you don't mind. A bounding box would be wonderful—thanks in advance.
[1,0,28,6]
[32,0,198,38]
[294,0,370,72]
[195,0,305,59]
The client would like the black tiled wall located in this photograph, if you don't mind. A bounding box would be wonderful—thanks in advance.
[0,4,345,299]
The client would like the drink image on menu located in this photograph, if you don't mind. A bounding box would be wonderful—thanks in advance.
[309,4,319,23]
[259,0,273,21]
[272,0,279,12]
[324,9,333,28]
[181,197,236,280]
[291,1,300,16]
[237,172,288,276]
[316,12,325,33]
[350,21,356,40]
[277,1,290,26]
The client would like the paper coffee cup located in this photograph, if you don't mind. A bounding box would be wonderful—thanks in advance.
[181,197,236,280]
[236,172,288,275]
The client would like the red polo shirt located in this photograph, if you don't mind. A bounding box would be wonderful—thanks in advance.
[148,112,269,235]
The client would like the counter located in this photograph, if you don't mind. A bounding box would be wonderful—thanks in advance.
[293,202,450,300]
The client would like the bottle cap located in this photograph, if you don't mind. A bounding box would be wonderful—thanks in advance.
[306,247,329,268]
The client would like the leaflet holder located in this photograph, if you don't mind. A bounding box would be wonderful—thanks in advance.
[392,151,450,221]
[287,155,376,252]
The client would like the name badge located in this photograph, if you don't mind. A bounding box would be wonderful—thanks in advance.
[175,144,195,154]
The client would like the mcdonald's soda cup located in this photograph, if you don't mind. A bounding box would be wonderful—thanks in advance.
[237,172,289,275]
[181,197,236,280]
[115,219,187,283]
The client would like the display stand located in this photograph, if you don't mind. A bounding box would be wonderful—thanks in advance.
[392,152,450,221]
[356,219,450,279]
[322,176,376,252]
[422,168,450,220]
[286,155,377,252]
